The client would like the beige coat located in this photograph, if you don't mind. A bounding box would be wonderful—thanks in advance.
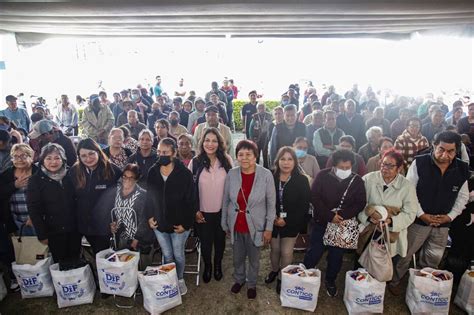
[359,171,421,257]
[81,104,114,143]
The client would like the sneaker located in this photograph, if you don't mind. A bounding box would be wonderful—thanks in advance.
[178,279,187,296]
[10,278,20,293]
[325,282,338,297]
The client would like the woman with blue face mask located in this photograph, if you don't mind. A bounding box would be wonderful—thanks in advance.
[293,137,320,183]
[303,149,366,298]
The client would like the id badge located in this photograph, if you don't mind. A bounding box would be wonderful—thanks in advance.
[280,212,287,219]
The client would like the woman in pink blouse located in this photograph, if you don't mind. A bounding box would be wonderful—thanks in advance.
[188,128,233,283]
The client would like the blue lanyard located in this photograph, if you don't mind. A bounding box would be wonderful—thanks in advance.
[278,176,291,210]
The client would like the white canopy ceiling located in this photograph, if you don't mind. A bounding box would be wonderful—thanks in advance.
[1,0,473,43]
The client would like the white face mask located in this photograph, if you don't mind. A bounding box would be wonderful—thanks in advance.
[335,168,352,180]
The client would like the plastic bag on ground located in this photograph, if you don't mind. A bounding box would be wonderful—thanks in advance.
[96,248,139,297]
[405,268,453,315]
[138,263,182,315]
[280,263,321,312]
[50,263,96,308]
[343,268,386,314]
[454,270,474,314]
[12,256,54,299]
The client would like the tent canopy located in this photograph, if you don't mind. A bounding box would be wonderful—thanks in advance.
[1,0,473,44]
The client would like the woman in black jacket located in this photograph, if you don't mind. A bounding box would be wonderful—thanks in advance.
[146,137,195,296]
[265,146,310,294]
[27,143,81,263]
[69,138,121,255]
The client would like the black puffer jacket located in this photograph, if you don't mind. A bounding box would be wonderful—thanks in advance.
[68,163,121,236]
[145,159,196,233]
[26,168,77,241]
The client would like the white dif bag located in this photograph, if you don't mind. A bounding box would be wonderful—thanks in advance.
[454,270,474,314]
[343,269,386,314]
[50,263,96,308]
[138,263,182,315]
[96,248,139,297]
[0,273,7,301]
[405,268,453,315]
[280,264,321,312]
[12,256,54,299]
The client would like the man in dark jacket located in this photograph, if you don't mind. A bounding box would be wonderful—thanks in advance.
[336,99,366,150]
[269,105,306,165]
[390,131,470,295]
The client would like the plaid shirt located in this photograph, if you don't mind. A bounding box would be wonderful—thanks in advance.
[394,130,429,169]
[10,186,29,227]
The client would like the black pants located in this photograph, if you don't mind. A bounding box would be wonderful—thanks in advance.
[84,235,111,255]
[257,138,269,169]
[48,231,82,263]
[197,211,226,266]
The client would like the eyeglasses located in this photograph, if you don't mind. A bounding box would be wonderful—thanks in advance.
[122,175,136,181]
[381,163,397,170]
[408,124,420,129]
[11,154,30,161]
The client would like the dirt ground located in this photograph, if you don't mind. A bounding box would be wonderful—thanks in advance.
[0,240,467,315]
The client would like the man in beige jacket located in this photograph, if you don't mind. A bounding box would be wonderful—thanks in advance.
[194,105,234,159]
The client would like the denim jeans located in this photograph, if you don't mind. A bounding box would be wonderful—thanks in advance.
[303,223,345,284]
[154,229,190,280]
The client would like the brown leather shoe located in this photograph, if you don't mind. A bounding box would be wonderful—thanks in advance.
[247,287,257,299]
[388,283,403,296]
[230,282,245,294]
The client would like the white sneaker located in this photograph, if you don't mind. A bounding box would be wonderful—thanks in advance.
[178,279,187,296]
[10,278,20,292]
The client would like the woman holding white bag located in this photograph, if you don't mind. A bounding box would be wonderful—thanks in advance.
[358,149,420,292]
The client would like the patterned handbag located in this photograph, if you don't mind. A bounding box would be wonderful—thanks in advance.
[323,176,359,249]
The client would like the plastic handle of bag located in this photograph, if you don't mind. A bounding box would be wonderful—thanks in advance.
[297,263,314,277]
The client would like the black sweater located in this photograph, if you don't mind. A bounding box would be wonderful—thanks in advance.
[26,168,77,241]
[311,169,366,226]
[145,159,196,233]
[272,172,311,238]
[68,163,121,236]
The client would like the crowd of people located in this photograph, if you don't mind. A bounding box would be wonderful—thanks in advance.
[0,79,473,305]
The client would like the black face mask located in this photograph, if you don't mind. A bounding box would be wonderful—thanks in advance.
[157,155,172,166]
[170,119,179,126]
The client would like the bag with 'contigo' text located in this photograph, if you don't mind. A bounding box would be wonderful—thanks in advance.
[280,264,321,312]
[343,268,386,314]
[138,263,182,314]
[405,268,453,315]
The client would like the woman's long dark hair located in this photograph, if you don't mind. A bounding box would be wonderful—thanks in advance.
[73,138,115,189]
[196,127,232,172]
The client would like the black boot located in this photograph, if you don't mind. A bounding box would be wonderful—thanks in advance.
[276,279,281,294]
[214,261,223,281]
[203,264,212,283]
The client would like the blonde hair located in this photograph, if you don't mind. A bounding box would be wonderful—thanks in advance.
[11,143,34,158]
